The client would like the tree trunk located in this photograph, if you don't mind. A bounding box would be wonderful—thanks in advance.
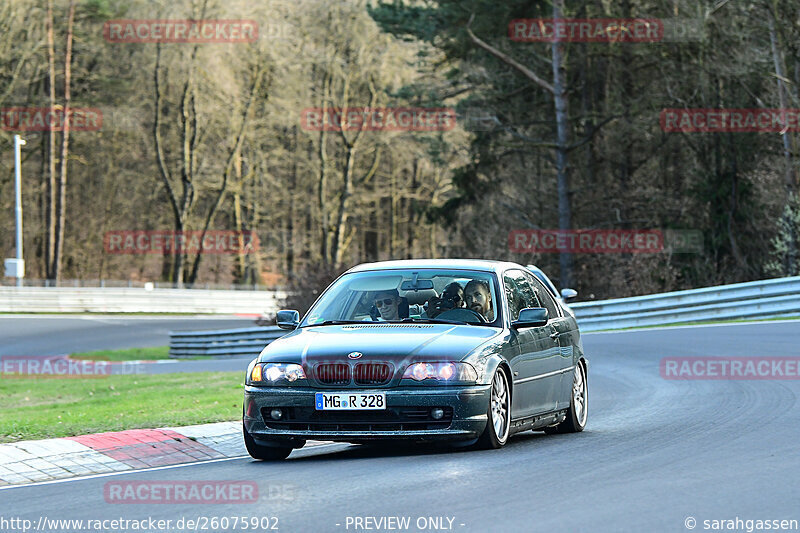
[250,169,262,285]
[153,44,183,284]
[38,137,47,277]
[152,42,203,287]
[332,144,356,267]
[617,0,634,225]
[767,8,797,274]
[232,152,246,284]
[187,67,264,284]
[329,77,372,267]
[287,152,297,281]
[552,0,574,288]
[317,74,331,265]
[45,0,57,280]
[52,0,76,282]
[465,8,573,286]
[406,159,419,258]
[390,164,397,258]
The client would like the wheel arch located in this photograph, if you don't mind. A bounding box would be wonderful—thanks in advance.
[483,355,514,400]
[578,355,589,374]
[497,361,513,400]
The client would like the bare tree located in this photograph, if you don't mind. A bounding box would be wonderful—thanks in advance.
[44,0,56,279]
[465,2,575,286]
[767,5,797,274]
[51,0,75,282]
[187,65,267,284]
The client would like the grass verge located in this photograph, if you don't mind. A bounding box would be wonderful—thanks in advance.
[0,371,242,443]
[70,346,171,361]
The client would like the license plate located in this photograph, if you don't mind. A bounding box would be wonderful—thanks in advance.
[315,392,386,410]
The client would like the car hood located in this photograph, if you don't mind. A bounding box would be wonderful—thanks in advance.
[258,324,502,364]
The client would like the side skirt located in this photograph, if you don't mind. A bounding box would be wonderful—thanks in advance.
[509,409,568,435]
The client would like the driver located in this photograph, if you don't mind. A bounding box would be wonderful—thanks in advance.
[464,279,494,321]
[374,289,401,321]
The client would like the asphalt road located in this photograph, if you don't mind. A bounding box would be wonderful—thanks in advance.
[0,315,254,356]
[2,321,799,532]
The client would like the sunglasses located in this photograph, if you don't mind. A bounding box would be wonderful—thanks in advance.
[444,293,463,303]
[374,298,395,307]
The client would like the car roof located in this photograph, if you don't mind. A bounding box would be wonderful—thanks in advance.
[345,259,526,274]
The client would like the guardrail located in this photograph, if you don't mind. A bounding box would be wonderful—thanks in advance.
[166,277,800,357]
[169,326,285,358]
[570,276,800,331]
[0,286,284,314]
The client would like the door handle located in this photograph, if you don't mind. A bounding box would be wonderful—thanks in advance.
[549,331,559,340]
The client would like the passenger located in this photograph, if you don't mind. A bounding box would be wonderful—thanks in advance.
[374,289,401,321]
[427,282,465,318]
[464,279,494,321]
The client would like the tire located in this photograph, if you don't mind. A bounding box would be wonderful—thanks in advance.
[545,361,588,434]
[476,368,511,449]
[243,425,293,460]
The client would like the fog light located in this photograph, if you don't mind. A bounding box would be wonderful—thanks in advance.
[270,409,283,420]
[431,408,444,420]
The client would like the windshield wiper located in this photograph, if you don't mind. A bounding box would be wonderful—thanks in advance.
[400,317,467,325]
[303,320,369,327]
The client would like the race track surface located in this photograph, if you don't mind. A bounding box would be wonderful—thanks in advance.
[0,315,253,356]
[2,321,799,532]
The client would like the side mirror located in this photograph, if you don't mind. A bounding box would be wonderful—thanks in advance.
[561,288,578,301]
[276,309,300,330]
[512,307,549,328]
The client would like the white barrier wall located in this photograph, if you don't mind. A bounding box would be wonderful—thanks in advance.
[0,287,285,314]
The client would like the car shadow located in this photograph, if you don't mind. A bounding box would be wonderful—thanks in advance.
[286,441,472,462]
[284,431,557,462]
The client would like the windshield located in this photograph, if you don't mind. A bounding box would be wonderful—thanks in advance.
[301,269,502,327]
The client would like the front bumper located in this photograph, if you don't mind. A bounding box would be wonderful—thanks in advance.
[243,384,491,444]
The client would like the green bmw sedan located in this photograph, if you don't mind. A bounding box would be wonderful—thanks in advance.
[243,260,588,460]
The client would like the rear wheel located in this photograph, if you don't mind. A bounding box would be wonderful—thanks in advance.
[545,361,588,434]
[243,425,293,460]
[476,368,511,449]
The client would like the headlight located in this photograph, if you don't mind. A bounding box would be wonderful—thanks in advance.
[402,362,477,382]
[249,363,306,384]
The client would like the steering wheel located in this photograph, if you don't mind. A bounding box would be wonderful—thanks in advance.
[436,308,487,324]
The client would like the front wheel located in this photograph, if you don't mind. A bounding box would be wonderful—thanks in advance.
[545,361,588,434]
[476,368,511,449]
[243,425,293,460]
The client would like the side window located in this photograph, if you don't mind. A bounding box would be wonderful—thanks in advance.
[524,272,560,319]
[503,274,527,321]
[505,270,540,321]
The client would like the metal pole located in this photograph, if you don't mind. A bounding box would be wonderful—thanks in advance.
[14,135,26,287]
